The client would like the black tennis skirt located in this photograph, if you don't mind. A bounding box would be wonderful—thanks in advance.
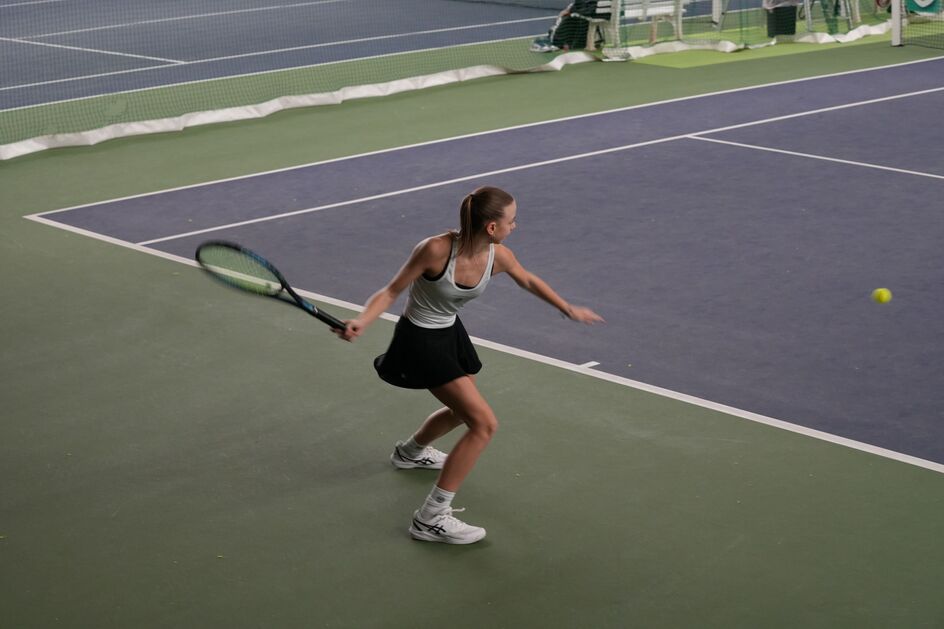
[373,316,482,389]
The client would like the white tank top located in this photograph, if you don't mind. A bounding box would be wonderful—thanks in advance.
[404,236,495,329]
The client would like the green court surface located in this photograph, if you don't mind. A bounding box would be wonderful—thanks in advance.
[2,42,944,628]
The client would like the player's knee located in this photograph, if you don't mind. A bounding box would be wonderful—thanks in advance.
[468,410,498,440]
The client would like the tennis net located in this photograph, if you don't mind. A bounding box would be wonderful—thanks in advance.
[896,0,944,47]
[602,0,890,59]
[0,0,892,160]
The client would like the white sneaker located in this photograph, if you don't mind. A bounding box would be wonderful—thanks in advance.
[409,508,487,544]
[390,441,448,470]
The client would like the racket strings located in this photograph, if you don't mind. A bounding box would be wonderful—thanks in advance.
[198,246,282,296]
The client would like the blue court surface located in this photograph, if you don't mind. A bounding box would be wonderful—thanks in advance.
[31,58,944,470]
[0,0,555,109]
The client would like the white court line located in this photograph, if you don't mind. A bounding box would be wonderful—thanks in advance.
[579,361,600,368]
[24,56,944,213]
[0,36,185,64]
[130,84,944,246]
[690,136,944,180]
[0,0,67,7]
[0,63,179,93]
[21,213,944,476]
[691,85,944,136]
[0,20,551,96]
[134,134,688,245]
[23,0,350,39]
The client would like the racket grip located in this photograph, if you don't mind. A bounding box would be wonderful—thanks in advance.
[315,309,347,330]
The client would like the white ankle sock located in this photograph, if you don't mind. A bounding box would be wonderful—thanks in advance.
[400,435,425,458]
[419,485,455,520]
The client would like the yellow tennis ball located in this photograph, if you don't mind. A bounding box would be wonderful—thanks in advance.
[871,288,892,303]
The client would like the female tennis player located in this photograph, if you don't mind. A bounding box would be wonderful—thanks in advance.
[335,186,603,544]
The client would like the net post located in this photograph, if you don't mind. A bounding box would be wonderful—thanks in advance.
[891,0,903,45]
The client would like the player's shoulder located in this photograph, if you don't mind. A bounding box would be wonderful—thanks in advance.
[410,233,455,267]
[492,243,518,272]
[416,232,455,256]
[494,243,514,256]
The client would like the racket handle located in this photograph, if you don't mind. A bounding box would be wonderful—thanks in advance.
[313,308,346,330]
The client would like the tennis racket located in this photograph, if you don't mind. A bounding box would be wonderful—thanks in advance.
[195,240,346,330]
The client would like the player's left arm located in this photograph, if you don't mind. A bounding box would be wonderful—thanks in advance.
[494,245,604,324]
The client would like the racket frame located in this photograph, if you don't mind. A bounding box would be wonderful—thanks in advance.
[195,240,346,330]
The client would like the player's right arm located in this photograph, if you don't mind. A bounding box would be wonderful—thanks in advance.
[335,235,450,341]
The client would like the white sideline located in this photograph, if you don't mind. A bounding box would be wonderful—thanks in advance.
[115,84,944,244]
